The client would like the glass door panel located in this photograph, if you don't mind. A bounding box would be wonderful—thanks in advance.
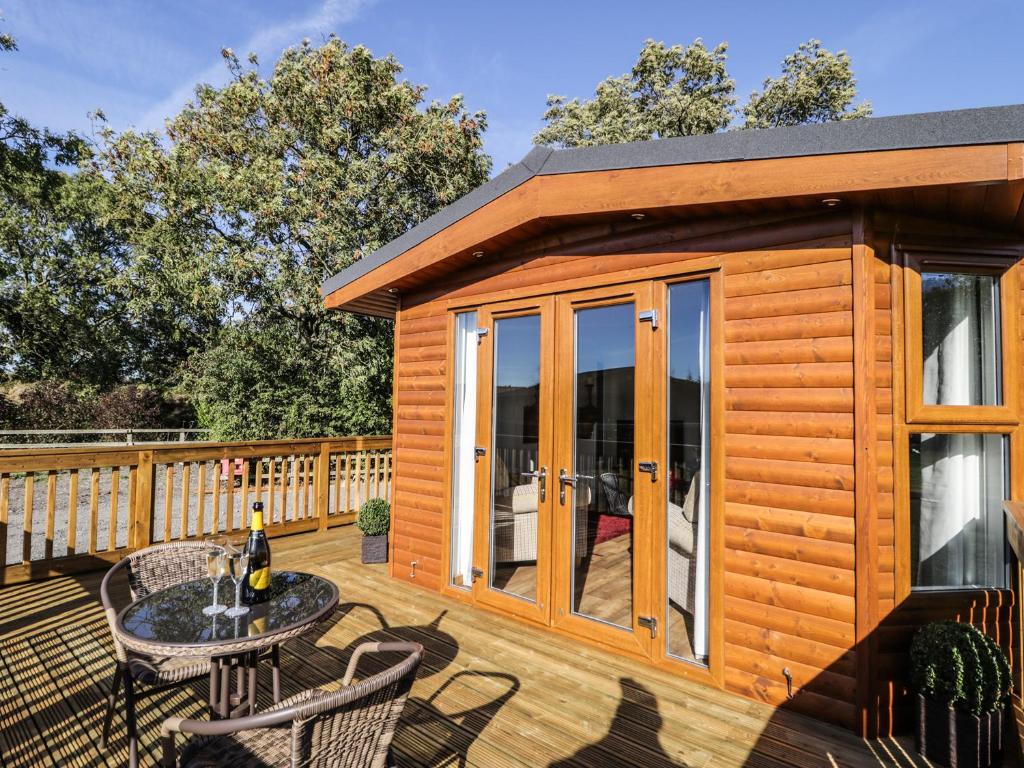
[572,303,636,627]
[664,280,711,665]
[489,314,542,602]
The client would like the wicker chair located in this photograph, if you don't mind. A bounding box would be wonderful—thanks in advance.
[160,641,424,768]
[100,540,215,768]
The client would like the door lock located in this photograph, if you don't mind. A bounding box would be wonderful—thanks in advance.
[520,466,547,502]
[558,469,576,505]
[638,461,658,482]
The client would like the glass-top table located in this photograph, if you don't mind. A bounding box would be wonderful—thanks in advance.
[115,571,338,718]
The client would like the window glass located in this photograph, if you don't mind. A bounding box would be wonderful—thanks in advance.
[921,271,1001,406]
[665,280,710,665]
[910,432,1007,590]
[449,312,477,589]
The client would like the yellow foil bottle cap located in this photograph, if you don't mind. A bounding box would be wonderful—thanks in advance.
[251,509,264,531]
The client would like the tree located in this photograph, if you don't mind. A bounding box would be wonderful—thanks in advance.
[534,38,869,147]
[534,39,734,148]
[97,38,491,439]
[0,28,215,388]
[743,40,872,129]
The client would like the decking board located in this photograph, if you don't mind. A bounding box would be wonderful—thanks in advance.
[1,526,927,767]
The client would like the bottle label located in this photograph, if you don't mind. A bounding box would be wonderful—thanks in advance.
[249,567,270,590]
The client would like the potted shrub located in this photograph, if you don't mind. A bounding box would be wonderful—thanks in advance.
[910,621,1012,768]
[356,497,390,564]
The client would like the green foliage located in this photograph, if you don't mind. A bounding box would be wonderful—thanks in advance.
[910,621,1012,717]
[743,40,871,129]
[0,26,215,390]
[97,38,491,439]
[356,497,390,537]
[535,38,869,148]
[534,39,734,148]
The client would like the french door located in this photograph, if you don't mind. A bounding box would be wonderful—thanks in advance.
[466,277,715,668]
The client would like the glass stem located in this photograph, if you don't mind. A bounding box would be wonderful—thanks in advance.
[212,578,219,609]
[235,580,242,610]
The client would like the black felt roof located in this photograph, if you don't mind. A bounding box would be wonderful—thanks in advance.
[321,103,1024,298]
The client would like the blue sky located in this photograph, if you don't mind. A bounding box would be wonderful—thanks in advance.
[2,0,1023,171]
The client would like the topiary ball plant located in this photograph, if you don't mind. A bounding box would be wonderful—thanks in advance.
[910,621,1012,717]
[356,497,390,538]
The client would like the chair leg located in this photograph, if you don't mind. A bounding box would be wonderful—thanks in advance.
[98,663,123,750]
[124,671,139,768]
[271,644,281,704]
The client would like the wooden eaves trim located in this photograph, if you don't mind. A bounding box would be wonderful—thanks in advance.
[324,143,1017,310]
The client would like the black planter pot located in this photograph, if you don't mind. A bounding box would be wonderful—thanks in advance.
[361,534,388,564]
[916,693,1005,768]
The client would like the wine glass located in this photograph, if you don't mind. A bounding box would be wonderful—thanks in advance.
[225,545,250,618]
[202,547,228,616]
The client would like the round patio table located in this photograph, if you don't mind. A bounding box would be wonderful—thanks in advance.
[116,571,338,718]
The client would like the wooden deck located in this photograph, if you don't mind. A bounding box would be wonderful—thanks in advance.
[0,526,933,767]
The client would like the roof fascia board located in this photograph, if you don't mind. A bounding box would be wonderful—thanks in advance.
[324,142,1011,310]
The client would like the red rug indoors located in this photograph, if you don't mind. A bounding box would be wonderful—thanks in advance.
[593,514,632,546]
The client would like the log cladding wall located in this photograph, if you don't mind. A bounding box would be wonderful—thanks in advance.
[391,210,860,728]
[870,220,1022,737]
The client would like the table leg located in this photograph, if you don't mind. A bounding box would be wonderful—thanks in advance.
[209,658,220,716]
[272,644,281,704]
[219,657,231,718]
[247,651,258,715]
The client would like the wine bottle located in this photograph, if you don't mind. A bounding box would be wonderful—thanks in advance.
[242,502,271,604]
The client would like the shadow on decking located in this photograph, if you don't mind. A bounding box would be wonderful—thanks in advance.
[0,559,519,767]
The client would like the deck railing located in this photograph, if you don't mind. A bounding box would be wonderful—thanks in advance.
[0,435,392,585]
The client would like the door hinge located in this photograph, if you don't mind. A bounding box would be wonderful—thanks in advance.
[638,309,658,330]
[471,567,484,582]
[638,461,658,482]
[638,615,658,638]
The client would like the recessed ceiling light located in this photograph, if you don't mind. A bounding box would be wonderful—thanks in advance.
[387,287,399,294]
[472,250,484,259]
[631,212,646,221]
[822,198,842,207]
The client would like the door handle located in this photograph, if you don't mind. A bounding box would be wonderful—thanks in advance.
[520,467,547,502]
[558,469,576,505]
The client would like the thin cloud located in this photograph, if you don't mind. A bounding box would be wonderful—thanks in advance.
[136,0,373,131]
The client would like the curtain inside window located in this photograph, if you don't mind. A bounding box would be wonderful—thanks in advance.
[921,271,1000,406]
[911,432,1005,589]
[450,312,478,589]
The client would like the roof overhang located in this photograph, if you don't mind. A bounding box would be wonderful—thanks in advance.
[322,105,1024,317]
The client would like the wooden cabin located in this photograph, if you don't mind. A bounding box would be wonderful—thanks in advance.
[321,105,1024,739]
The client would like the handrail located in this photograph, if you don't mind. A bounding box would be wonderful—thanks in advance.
[0,435,393,585]
[1004,501,1024,563]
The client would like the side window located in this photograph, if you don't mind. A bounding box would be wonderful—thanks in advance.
[902,251,1019,592]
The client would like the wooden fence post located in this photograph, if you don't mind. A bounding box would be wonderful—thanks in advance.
[316,442,331,531]
[132,450,155,549]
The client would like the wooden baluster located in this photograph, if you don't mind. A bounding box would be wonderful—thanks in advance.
[65,470,79,554]
[291,457,299,522]
[132,451,155,549]
[361,451,369,509]
[240,459,250,527]
[44,471,57,561]
[0,473,9,570]
[278,458,288,524]
[372,451,380,500]
[268,458,277,524]
[127,466,138,546]
[332,454,341,517]
[181,462,191,540]
[343,454,351,515]
[163,464,174,543]
[225,459,235,532]
[316,444,330,530]
[22,474,33,564]
[302,455,311,520]
[254,459,263,514]
[213,461,222,534]
[89,469,99,554]
[384,451,392,502]
[197,462,207,537]
[109,467,120,551]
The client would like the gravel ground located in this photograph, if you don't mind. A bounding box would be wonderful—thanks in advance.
[4,463,390,564]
